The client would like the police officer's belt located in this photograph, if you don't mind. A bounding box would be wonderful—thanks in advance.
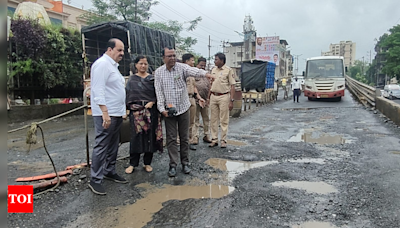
[211,92,229,96]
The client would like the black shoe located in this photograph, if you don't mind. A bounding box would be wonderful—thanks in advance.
[168,167,177,177]
[182,165,191,174]
[104,173,128,184]
[189,144,196,150]
[203,136,212,143]
[88,180,106,195]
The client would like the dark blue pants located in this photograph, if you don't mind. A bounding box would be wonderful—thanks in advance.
[293,89,301,102]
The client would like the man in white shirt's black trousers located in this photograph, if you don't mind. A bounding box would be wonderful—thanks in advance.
[88,38,128,195]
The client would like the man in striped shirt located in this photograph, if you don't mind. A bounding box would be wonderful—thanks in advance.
[155,47,214,177]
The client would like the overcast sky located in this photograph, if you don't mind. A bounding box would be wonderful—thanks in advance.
[74,0,400,71]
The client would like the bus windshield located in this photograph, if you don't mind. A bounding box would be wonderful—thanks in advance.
[306,59,344,78]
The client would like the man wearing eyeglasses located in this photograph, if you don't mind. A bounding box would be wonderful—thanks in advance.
[154,47,214,177]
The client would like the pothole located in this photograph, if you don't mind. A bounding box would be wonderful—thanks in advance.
[115,183,235,228]
[287,129,353,144]
[205,158,278,182]
[287,158,326,164]
[316,146,350,157]
[271,181,338,194]
[227,139,247,146]
[292,221,338,228]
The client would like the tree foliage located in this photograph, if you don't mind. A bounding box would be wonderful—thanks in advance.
[349,60,370,84]
[11,18,46,59]
[84,0,201,52]
[82,0,158,24]
[9,18,82,99]
[381,24,400,80]
[146,16,202,52]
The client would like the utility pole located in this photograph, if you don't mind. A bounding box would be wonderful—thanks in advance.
[293,54,302,75]
[362,56,365,76]
[134,0,137,23]
[240,44,243,64]
[208,35,211,71]
[367,50,372,65]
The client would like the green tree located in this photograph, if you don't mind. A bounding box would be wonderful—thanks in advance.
[366,59,377,86]
[381,24,400,80]
[83,0,202,52]
[145,17,202,52]
[349,60,370,84]
[82,0,158,24]
[9,18,82,103]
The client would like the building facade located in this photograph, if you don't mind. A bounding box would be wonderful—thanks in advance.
[322,41,356,68]
[8,0,88,30]
[223,39,292,78]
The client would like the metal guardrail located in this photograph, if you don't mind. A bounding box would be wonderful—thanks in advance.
[345,75,376,107]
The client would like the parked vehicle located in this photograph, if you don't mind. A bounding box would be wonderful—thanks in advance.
[81,21,175,90]
[81,21,175,107]
[303,56,346,101]
[382,84,400,100]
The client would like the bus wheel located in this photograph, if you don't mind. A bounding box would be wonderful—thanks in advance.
[308,97,314,101]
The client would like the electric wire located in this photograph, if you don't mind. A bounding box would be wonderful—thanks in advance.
[178,0,238,32]
[157,1,231,41]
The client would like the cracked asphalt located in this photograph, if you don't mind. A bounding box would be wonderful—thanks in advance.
[7,90,400,228]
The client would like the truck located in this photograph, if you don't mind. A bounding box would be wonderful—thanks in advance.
[81,21,175,144]
[81,21,175,94]
[303,56,346,101]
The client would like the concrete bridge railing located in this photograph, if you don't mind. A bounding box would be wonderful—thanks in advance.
[346,75,400,126]
[345,75,376,107]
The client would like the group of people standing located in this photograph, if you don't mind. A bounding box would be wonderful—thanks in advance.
[88,38,237,195]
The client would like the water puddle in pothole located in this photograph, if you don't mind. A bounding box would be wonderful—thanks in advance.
[205,158,278,182]
[115,183,235,228]
[292,221,338,228]
[287,129,352,144]
[272,181,338,194]
[316,146,350,157]
[390,151,400,155]
[227,139,246,146]
[287,158,326,164]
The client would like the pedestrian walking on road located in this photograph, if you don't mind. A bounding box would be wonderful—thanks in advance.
[89,38,128,195]
[208,53,236,149]
[193,57,212,144]
[125,55,163,175]
[154,47,214,177]
[273,79,279,101]
[291,76,302,103]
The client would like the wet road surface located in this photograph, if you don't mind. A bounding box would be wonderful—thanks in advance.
[7,90,400,228]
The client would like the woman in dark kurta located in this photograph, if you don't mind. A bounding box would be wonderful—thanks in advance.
[125,56,163,174]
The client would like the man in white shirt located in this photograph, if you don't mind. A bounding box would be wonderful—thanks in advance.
[291,76,302,103]
[89,38,128,195]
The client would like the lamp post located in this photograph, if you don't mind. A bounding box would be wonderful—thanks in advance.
[293,54,302,75]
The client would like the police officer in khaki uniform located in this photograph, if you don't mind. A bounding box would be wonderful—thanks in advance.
[182,53,205,150]
[208,53,236,148]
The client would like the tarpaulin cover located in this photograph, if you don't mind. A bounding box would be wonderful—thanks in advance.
[241,61,269,92]
[82,21,175,76]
